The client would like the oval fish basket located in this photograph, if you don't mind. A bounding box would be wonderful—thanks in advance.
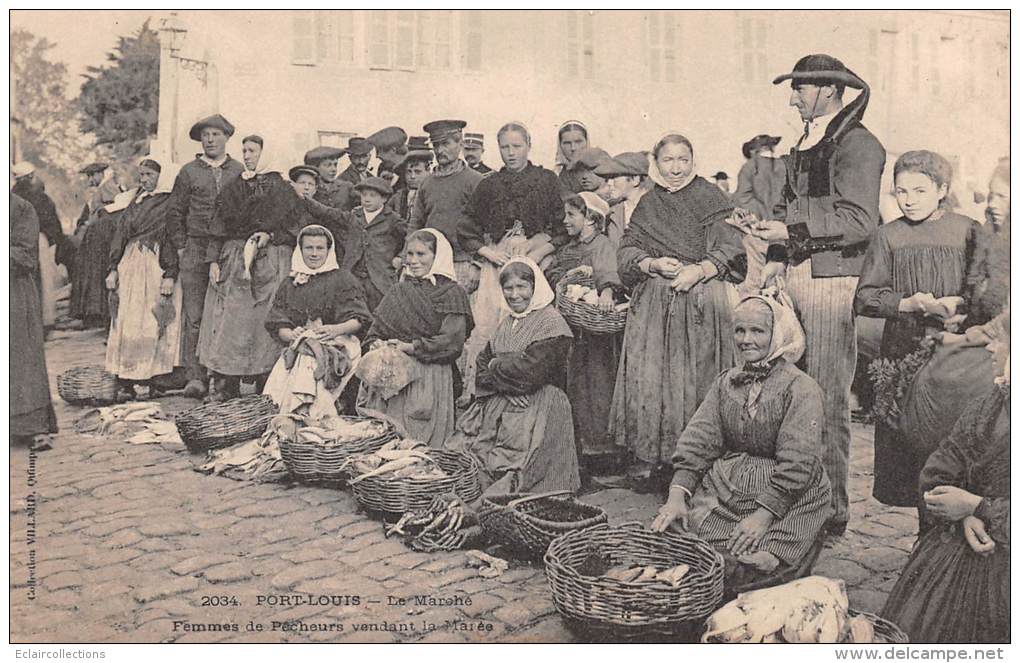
[478,491,608,560]
[278,416,398,486]
[175,394,278,454]
[57,366,119,406]
[555,272,628,334]
[349,449,482,515]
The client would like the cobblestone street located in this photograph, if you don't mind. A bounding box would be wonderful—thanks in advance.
[10,327,918,643]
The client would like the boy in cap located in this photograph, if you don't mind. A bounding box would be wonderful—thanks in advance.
[711,171,731,194]
[566,147,612,196]
[386,136,433,221]
[166,113,245,398]
[305,146,357,211]
[733,134,786,222]
[595,151,650,249]
[367,126,408,174]
[339,137,374,186]
[407,119,484,292]
[746,53,885,534]
[462,132,492,175]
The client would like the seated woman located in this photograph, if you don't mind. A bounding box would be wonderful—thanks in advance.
[263,225,372,419]
[445,258,580,494]
[358,229,474,448]
[881,341,1009,643]
[651,295,832,585]
[105,158,182,397]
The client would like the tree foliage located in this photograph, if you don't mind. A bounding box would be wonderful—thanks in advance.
[77,19,160,159]
[11,29,98,219]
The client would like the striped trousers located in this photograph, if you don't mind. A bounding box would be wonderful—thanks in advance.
[785,260,858,527]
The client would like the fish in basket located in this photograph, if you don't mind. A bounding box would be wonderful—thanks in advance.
[274,413,398,485]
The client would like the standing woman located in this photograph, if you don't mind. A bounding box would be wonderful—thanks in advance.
[554,120,590,194]
[459,122,566,399]
[445,257,580,494]
[10,193,58,446]
[72,188,135,329]
[105,159,182,394]
[609,133,744,484]
[198,135,304,400]
[358,229,474,447]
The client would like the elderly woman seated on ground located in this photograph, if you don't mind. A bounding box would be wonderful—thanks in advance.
[263,225,372,418]
[651,294,832,586]
[444,257,580,495]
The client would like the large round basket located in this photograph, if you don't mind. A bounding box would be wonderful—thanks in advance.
[554,272,628,335]
[846,610,909,644]
[478,491,608,560]
[278,416,399,486]
[57,367,119,405]
[175,395,278,455]
[544,522,725,639]
[349,449,482,515]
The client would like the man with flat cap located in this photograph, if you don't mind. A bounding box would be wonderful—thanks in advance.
[386,136,433,221]
[747,54,886,534]
[408,119,484,292]
[305,146,357,211]
[166,113,245,398]
[367,126,408,174]
[339,137,373,186]
[595,151,650,250]
[462,132,493,175]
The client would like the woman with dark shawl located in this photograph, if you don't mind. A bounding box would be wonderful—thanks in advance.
[358,229,474,447]
[71,189,135,328]
[104,159,182,392]
[11,193,59,444]
[199,136,306,399]
[881,343,1010,643]
[263,225,371,418]
[609,133,744,481]
[652,295,832,586]
[445,257,580,494]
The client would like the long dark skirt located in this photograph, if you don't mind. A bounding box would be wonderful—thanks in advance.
[881,524,1010,643]
[11,270,57,438]
[567,328,622,459]
[70,214,118,327]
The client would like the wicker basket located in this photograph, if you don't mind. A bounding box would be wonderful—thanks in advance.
[479,491,608,560]
[847,610,909,644]
[349,449,482,515]
[57,367,119,405]
[175,395,278,454]
[279,416,398,485]
[555,272,628,334]
[544,522,725,638]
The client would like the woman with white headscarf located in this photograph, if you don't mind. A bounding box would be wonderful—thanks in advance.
[199,135,307,400]
[104,158,182,396]
[445,257,580,494]
[609,133,746,485]
[652,294,833,586]
[263,225,371,418]
[357,228,474,447]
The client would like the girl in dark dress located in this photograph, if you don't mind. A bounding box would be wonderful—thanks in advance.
[263,225,371,418]
[200,136,306,399]
[881,346,1010,643]
[854,151,980,509]
[358,229,474,447]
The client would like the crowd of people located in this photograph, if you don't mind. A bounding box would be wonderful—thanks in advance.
[10,52,1010,643]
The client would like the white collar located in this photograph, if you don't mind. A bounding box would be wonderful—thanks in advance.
[798,110,840,151]
[364,207,383,224]
[199,153,228,169]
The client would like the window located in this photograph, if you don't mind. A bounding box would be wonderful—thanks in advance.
[566,10,595,79]
[461,11,483,71]
[738,16,770,84]
[417,10,452,70]
[646,11,678,83]
[292,11,354,65]
[367,10,454,71]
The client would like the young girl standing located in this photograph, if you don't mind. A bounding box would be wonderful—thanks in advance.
[854,150,980,511]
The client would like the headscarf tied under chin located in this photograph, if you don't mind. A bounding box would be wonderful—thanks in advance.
[731,292,806,417]
[289,225,339,285]
[401,228,457,285]
[499,256,556,321]
[554,120,589,174]
[241,136,286,181]
[647,132,698,194]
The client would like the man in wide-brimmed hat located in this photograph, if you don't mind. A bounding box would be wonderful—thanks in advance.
[339,137,374,186]
[747,53,886,535]
[406,119,484,293]
[166,112,245,398]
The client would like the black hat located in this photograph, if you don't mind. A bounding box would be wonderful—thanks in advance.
[712,171,729,181]
[772,54,866,90]
[742,134,782,160]
[423,119,467,142]
[367,126,408,151]
[289,165,319,182]
[346,137,373,156]
[397,136,434,170]
[303,146,346,166]
[79,162,109,175]
[188,113,236,141]
[354,176,394,197]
